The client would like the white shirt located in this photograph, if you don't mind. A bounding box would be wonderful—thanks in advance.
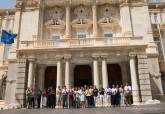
[111,88,117,95]
[62,89,68,95]
[124,85,132,92]
[105,88,112,95]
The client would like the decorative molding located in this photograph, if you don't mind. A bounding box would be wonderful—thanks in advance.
[45,6,65,33]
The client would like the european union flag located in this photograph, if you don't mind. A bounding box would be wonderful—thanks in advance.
[0,30,17,44]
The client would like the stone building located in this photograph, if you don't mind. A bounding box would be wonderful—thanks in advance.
[0,0,165,107]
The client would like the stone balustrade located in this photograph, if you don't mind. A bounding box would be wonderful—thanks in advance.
[20,37,143,49]
[147,0,165,3]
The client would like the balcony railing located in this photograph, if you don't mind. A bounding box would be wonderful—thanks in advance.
[20,37,144,49]
[148,0,165,4]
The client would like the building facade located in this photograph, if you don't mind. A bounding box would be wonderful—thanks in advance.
[0,0,165,107]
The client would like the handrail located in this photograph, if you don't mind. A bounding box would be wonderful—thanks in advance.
[20,37,143,49]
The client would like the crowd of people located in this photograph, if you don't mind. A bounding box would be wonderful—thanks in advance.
[26,83,133,109]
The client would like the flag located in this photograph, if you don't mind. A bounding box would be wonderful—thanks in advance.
[0,30,17,44]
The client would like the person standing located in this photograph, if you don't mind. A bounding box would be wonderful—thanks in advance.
[34,88,41,108]
[79,87,86,109]
[50,87,56,108]
[26,88,32,109]
[62,86,68,108]
[115,85,121,107]
[68,86,74,108]
[119,85,124,106]
[105,86,112,107]
[89,86,94,107]
[31,88,35,108]
[124,83,132,106]
[46,87,51,108]
[93,85,98,107]
[99,87,105,107]
[111,85,117,107]
[74,87,80,108]
[85,86,91,108]
[41,89,47,108]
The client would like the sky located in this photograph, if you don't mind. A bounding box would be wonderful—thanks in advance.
[0,0,16,9]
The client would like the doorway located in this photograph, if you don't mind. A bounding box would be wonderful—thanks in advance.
[107,64,122,86]
[44,66,57,88]
[74,65,92,87]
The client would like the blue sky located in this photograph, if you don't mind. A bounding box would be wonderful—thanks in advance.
[0,0,16,9]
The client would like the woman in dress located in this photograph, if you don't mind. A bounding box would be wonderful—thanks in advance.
[119,85,124,106]
[41,89,47,108]
[79,87,86,108]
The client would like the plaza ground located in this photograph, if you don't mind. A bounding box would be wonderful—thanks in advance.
[0,104,165,114]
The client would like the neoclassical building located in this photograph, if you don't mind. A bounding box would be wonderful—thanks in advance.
[0,0,165,107]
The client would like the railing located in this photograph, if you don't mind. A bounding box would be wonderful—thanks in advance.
[20,37,144,49]
[147,0,165,3]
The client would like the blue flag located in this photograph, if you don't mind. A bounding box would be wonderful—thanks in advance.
[0,30,17,44]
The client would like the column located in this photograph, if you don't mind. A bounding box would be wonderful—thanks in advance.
[65,59,70,88]
[56,60,62,87]
[93,58,99,88]
[65,6,71,38]
[92,2,98,37]
[38,65,46,90]
[27,60,34,88]
[102,58,108,89]
[129,56,140,104]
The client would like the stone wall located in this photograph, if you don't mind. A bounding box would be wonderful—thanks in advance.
[138,56,152,102]
[148,57,163,99]
[5,61,27,107]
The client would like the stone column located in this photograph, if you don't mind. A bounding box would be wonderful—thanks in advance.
[129,55,140,104]
[93,57,99,88]
[102,58,108,88]
[65,5,71,38]
[38,65,46,90]
[92,2,98,37]
[65,58,71,88]
[27,59,35,89]
[56,60,62,88]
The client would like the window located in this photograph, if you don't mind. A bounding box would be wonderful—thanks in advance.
[77,32,87,39]
[151,12,161,24]
[51,33,60,40]
[104,32,113,38]
[154,36,162,52]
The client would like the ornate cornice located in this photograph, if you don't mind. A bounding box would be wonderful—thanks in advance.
[16,0,40,11]
[0,9,15,16]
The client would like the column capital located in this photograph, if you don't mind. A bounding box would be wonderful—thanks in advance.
[64,54,72,60]
[64,0,71,7]
[137,54,147,59]
[92,54,99,60]
[55,55,63,61]
[100,53,108,60]
[28,58,36,62]
[129,52,136,59]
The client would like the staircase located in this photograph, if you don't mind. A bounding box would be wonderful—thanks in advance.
[0,100,5,110]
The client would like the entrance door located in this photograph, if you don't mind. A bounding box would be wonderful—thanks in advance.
[107,64,122,86]
[74,65,92,87]
[44,66,57,88]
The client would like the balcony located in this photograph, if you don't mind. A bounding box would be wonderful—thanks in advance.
[20,37,144,50]
[147,0,165,4]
